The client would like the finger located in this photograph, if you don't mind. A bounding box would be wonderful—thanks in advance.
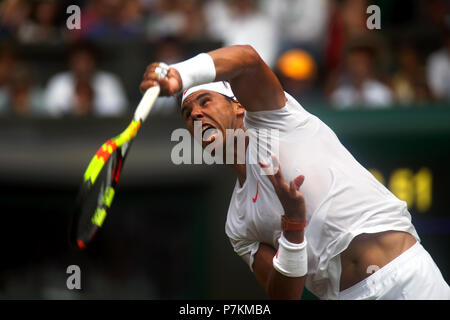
[289,180,298,198]
[167,67,178,77]
[158,77,170,88]
[140,80,158,93]
[158,77,178,95]
[158,78,171,95]
[270,154,286,187]
[144,67,157,78]
[146,63,160,72]
[258,160,268,170]
[143,71,158,81]
[144,63,162,77]
[292,174,305,190]
[258,161,277,187]
[289,175,305,198]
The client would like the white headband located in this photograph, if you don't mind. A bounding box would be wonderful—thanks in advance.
[181,81,236,105]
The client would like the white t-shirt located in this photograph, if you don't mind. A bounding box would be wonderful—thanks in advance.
[426,49,450,100]
[330,79,393,109]
[44,71,128,117]
[225,92,419,300]
[203,1,279,68]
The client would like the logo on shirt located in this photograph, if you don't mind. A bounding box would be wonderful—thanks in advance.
[252,181,260,203]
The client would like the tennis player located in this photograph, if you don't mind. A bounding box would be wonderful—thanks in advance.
[140,45,450,300]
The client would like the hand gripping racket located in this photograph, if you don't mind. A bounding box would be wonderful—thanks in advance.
[70,64,168,250]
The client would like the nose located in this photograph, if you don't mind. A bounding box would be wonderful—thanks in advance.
[190,105,204,120]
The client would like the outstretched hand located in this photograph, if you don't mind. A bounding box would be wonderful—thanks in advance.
[259,156,306,223]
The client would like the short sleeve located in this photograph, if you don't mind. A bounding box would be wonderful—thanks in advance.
[244,92,310,133]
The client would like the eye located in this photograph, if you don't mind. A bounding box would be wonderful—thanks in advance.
[200,98,210,106]
[183,109,191,120]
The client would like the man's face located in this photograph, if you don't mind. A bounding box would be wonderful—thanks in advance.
[347,50,372,82]
[70,50,95,79]
[181,90,243,149]
[0,52,16,84]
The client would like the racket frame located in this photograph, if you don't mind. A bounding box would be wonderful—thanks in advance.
[70,86,160,249]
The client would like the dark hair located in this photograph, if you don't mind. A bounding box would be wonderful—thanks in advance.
[223,94,238,103]
[68,40,99,61]
[176,91,183,107]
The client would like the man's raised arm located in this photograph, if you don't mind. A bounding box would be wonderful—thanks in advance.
[140,45,286,112]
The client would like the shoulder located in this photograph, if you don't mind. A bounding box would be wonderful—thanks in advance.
[92,72,126,97]
[244,92,311,131]
[364,79,392,95]
[94,71,122,84]
[46,72,73,87]
[427,49,448,66]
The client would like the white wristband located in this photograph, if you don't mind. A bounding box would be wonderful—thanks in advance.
[273,234,308,278]
[170,53,216,92]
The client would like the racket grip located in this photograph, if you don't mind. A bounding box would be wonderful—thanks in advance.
[133,85,160,123]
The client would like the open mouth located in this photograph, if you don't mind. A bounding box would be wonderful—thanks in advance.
[202,124,218,142]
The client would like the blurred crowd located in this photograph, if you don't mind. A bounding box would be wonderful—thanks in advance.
[0,0,449,117]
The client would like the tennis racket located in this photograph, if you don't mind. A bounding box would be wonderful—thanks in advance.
[70,65,167,250]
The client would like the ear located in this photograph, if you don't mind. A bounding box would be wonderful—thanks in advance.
[234,102,245,117]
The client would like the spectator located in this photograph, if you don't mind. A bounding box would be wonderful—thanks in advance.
[324,0,372,72]
[0,44,45,117]
[146,0,205,42]
[276,49,323,107]
[204,0,279,67]
[0,0,32,38]
[150,36,186,115]
[17,0,63,44]
[426,30,450,101]
[176,0,206,42]
[262,0,329,61]
[421,0,449,34]
[145,0,184,40]
[153,36,185,65]
[72,0,144,40]
[118,0,146,38]
[391,44,431,105]
[329,44,393,109]
[8,64,45,117]
[73,78,95,116]
[44,41,128,117]
[0,44,17,113]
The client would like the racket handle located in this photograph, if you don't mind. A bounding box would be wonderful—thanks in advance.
[133,85,160,123]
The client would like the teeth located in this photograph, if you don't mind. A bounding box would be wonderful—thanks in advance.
[203,127,218,141]
[202,124,212,134]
